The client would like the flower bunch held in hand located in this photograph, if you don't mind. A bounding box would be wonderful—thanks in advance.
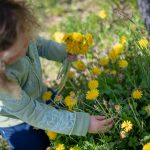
[56,32,93,94]
[63,32,93,54]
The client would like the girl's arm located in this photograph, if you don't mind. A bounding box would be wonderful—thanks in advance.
[36,37,67,63]
[0,90,90,136]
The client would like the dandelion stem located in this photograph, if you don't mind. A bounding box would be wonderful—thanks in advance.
[81,101,98,112]
[68,80,76,90]
[128,98,142,129]
[95,99,110,117]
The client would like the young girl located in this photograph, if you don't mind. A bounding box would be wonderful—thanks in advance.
[0,0,113,150]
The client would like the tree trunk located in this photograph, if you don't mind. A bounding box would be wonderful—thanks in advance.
[138,0,150,34]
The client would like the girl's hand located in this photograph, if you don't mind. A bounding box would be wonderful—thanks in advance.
[88,116,114,134]
[67,53,77,62]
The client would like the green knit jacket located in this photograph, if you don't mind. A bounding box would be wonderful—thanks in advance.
[0,37,90,136]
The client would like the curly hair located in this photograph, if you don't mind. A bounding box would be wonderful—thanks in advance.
[0,0,41,98]
[0,0,40,51]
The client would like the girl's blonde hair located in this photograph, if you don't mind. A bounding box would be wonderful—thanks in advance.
[0,0,40,98]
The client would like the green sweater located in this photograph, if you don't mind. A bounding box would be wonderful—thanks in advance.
[0,37,90,136]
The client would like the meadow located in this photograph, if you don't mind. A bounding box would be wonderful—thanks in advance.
[0,0,150,150]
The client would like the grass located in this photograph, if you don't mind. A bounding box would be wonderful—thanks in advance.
[0,0,149,149]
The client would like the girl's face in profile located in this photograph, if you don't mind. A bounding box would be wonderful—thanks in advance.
[0,32,29,64]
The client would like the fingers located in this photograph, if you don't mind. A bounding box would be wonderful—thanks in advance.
[100,117,113,126]
[67,53,77,61]
[88,116,114,134]
[95,116,106,120]
[107,121,113,129]
[98,119,114,134]
[98,123,113,133]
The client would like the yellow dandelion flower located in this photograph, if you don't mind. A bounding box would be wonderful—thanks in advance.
[91,67,101,75]
[80,35,92,54]
[121,35,126,45]
[46,131,57,140]
[144,105,150,116]
[143,142,150,150]
[121,120,133,132]
[64,96,77,111]
[88,80,99,90]
[114,105,121,112]
[109,50,119,60]
[86,89,99,100]
[85,33,93,45]
[53,32,64,43]
[111,70,117,76]
[73,60,86,71]
[98,10,107,19]
[113,43,124,54]
[72,32,83,42]
[99,57,109,66]
[132,89,143,99]
[63,32,92,55]
[80,42,88,54]
[138,39,148,49]
[42,91,53,102]
[56,144,65,150]
[64,35,80,54]
[118,60,128,68]
[67,71,74,79]
[63,33,72,42]
[66,42,77,54]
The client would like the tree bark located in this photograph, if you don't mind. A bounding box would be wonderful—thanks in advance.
[138,0,150,34]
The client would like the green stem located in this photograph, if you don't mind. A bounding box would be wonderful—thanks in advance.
[128,98,142,129]
[81,101,97,112]
[68,80,76,90]
[56,61,71,95]
[95,99,110,117]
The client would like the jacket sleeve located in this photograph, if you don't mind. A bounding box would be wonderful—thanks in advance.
[0,90,90,136]
[36,37,67,63]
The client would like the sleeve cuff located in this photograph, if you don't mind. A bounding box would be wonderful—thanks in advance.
[70,112,90,136]
[60,43,67,63]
